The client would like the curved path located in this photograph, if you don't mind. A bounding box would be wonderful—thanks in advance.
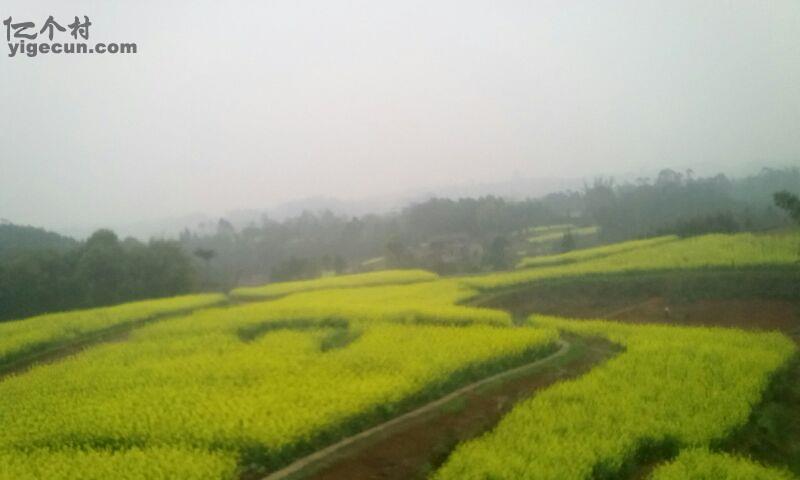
[262,339,574,480]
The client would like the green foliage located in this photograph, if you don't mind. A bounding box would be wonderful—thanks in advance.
[774,191,800,224]
[650,448,794,480]
[434,317,797,479]
[0,227,199,322]
[171,168,799,287]
[269,256,318,281]
[75,230,128,305]
[180,197,569,286]
[585,167,800,241]
[559,229,576,253]
[125,240,198,299]
[0,223,77,258]
[484,235,511,270]
[657,212,741,237]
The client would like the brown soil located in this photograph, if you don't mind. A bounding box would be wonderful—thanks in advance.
[609,298,800,334]
[276,336,618,480]
[483,291,800,338]
[268,291,798,480]
[475,287,800,479]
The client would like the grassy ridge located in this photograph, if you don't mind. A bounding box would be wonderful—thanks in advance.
[434,316,797,479]
[471,232,800,290]
[255,279,511,326]
[0,293,227,373]
[230,269,438,300]
[518,235,677,268]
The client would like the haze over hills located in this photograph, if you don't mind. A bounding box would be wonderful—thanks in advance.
[3,163,798,322]
[11,160,796,241]
[51,175,587,240]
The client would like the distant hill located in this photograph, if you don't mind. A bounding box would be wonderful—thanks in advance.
[75,176,585,240]
[0,221,78,257]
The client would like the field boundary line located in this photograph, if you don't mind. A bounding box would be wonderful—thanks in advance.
[0,299,229,380]
[261,338,570,480]
[600,298,662,319]
[230,278,440,304]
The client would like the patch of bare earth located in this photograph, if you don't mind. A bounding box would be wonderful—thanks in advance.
[268,335,618,480]
[476,286,800,479]
[271,292,798,480]
[481,289,800,338]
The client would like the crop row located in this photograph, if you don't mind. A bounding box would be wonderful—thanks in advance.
[255,279,511,326]
[649,448,794,479]
[471,232,800,290]
[229,268,438,300]
[527,226,600,245]
[518,235,677,268]
[0,447,238,480]
[434,316,796,479]
[0,292,557,477]
[0,293,226,372]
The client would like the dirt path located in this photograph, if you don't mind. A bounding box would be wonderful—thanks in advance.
[260,336,618,480]
[268,284,798,480]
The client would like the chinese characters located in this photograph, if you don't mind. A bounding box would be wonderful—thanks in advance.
[4,15,91,42]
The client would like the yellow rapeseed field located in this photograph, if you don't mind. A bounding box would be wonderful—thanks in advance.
[1,231,797,478]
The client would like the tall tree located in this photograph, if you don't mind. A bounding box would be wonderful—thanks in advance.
[774,191,800,224]
[75,229,127,306]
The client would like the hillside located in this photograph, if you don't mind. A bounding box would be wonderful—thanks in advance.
[0,231,797,479]
[0,223,77,258]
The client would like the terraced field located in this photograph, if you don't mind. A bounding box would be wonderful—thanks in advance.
[474,232,800,290]
[0,293,227,374]
[650,449,794,480]
[434,317,795,479]
[526,225,600,245]
[230,270,438,300]
[0,231,798,479]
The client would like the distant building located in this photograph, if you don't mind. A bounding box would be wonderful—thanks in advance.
[416,234,484,272]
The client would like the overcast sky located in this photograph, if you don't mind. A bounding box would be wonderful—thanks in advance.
[1,0,799,232]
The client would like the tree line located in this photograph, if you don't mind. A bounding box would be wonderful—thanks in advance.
[584,167,799,241]
[1,166,798,321]
[0,229,195,321]
[182,167,800,286]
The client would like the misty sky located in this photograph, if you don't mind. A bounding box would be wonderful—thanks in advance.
[1,0,799,232]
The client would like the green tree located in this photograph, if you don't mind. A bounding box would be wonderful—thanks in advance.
[127,240,196,297]
[560,229,576,253]
[385,238,413,268]
[774,191,800,224]
[484,235,510,270]
[75,229,127,306]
